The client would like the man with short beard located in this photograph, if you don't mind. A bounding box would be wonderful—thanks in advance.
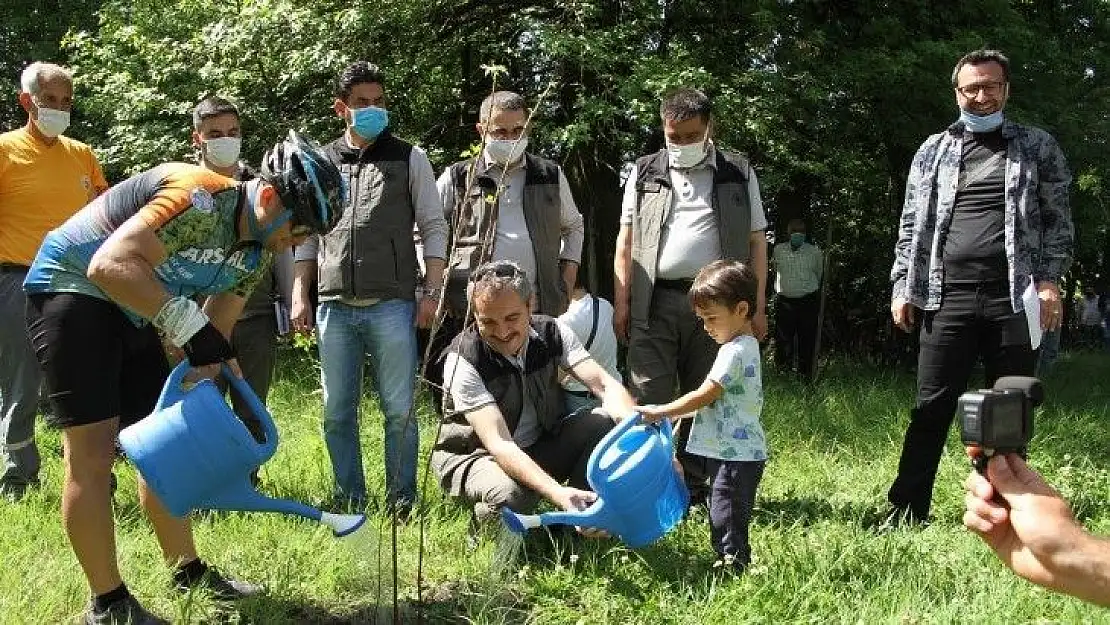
[431,260,633,536]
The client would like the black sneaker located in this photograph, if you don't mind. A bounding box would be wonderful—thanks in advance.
[176,566,263,601]
[0,478,39,502]
[83,595,169,625]
[865,505,930,532]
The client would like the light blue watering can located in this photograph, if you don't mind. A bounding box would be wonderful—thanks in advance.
[501,413,688,548]
[119,362,365,537]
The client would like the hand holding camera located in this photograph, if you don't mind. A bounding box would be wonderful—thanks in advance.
[960,376,1110,608]
[959,376,1043,475]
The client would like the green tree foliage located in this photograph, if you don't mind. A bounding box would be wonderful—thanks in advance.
[54,0,1110,356]
[0,0,100,130]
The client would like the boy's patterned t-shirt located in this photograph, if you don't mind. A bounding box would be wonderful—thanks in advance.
[686,334,767,462]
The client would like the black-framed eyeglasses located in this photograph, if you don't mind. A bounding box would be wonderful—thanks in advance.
[956,81,1005,98]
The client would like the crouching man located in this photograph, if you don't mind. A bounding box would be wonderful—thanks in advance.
[431,260,636,534]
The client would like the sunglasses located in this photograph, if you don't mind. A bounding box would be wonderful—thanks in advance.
[469,263,525,282]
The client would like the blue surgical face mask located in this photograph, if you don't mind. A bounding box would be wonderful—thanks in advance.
[349,105,388,141]
[959,109,1004,133]
[790,232,805,248]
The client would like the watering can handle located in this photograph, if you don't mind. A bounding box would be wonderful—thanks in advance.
[154,361,193,413]
[660,416,675,448]
[592,413,677,464]
[220,363,280,458]
[591,412,643,461]
[152,362,280,458]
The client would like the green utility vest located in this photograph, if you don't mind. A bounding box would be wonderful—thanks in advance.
[317,131,419,302]
[628,148,754,326]
[443,154,567,316]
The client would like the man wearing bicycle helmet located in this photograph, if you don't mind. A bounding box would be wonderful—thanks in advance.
[22,130,344,625]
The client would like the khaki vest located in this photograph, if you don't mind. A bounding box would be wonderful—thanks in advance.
[317,132,419,301]
[629,149,753,326]
[443,154,567,316]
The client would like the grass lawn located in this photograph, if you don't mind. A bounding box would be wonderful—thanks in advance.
[1,348,1108,624]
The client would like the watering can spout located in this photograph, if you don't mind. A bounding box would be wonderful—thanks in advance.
[199,482,366,538]
[501,500,614,535]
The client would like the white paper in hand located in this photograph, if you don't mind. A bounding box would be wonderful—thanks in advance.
[1022,281,1042,349]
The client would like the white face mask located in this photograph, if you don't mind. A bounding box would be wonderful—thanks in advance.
[666,135,709,169]
[485,137,528,166]
[33,105,70,138]
[203,136,242,169]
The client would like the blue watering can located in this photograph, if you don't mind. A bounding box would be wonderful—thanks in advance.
[119,362,365,538]
[501,413,688,548]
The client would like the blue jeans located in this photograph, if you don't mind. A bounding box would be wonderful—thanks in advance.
[562,389,600,415]
[317,299,418,506]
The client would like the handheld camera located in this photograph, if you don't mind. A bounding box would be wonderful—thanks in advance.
[958,376,1043,474]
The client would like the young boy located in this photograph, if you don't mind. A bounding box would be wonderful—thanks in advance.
[638,259,766,572]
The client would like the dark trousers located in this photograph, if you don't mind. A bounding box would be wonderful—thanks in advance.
[708,459,765,569]
[888,281,1035,519]
[774,291,819,376]
[437,408,617,515]
[419,313,464,415]
[218,314,278,443]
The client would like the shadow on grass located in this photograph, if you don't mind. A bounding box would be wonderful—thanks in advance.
[754,493,878,528]
[516,526,720,599]
[234,592,466,624]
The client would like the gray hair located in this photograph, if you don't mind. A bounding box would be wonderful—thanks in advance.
[479,91,528,123]
[468,260,533,305]
[20,62,73,96]
[951,49,1010,87]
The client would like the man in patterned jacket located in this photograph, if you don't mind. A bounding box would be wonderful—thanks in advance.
[887,49,1073,524]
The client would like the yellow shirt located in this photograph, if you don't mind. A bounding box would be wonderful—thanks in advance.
[0,127,108,265]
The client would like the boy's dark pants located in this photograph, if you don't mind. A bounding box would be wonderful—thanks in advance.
[707,458,765,569]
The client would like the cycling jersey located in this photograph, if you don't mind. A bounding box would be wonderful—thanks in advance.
[24,162,270,320]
